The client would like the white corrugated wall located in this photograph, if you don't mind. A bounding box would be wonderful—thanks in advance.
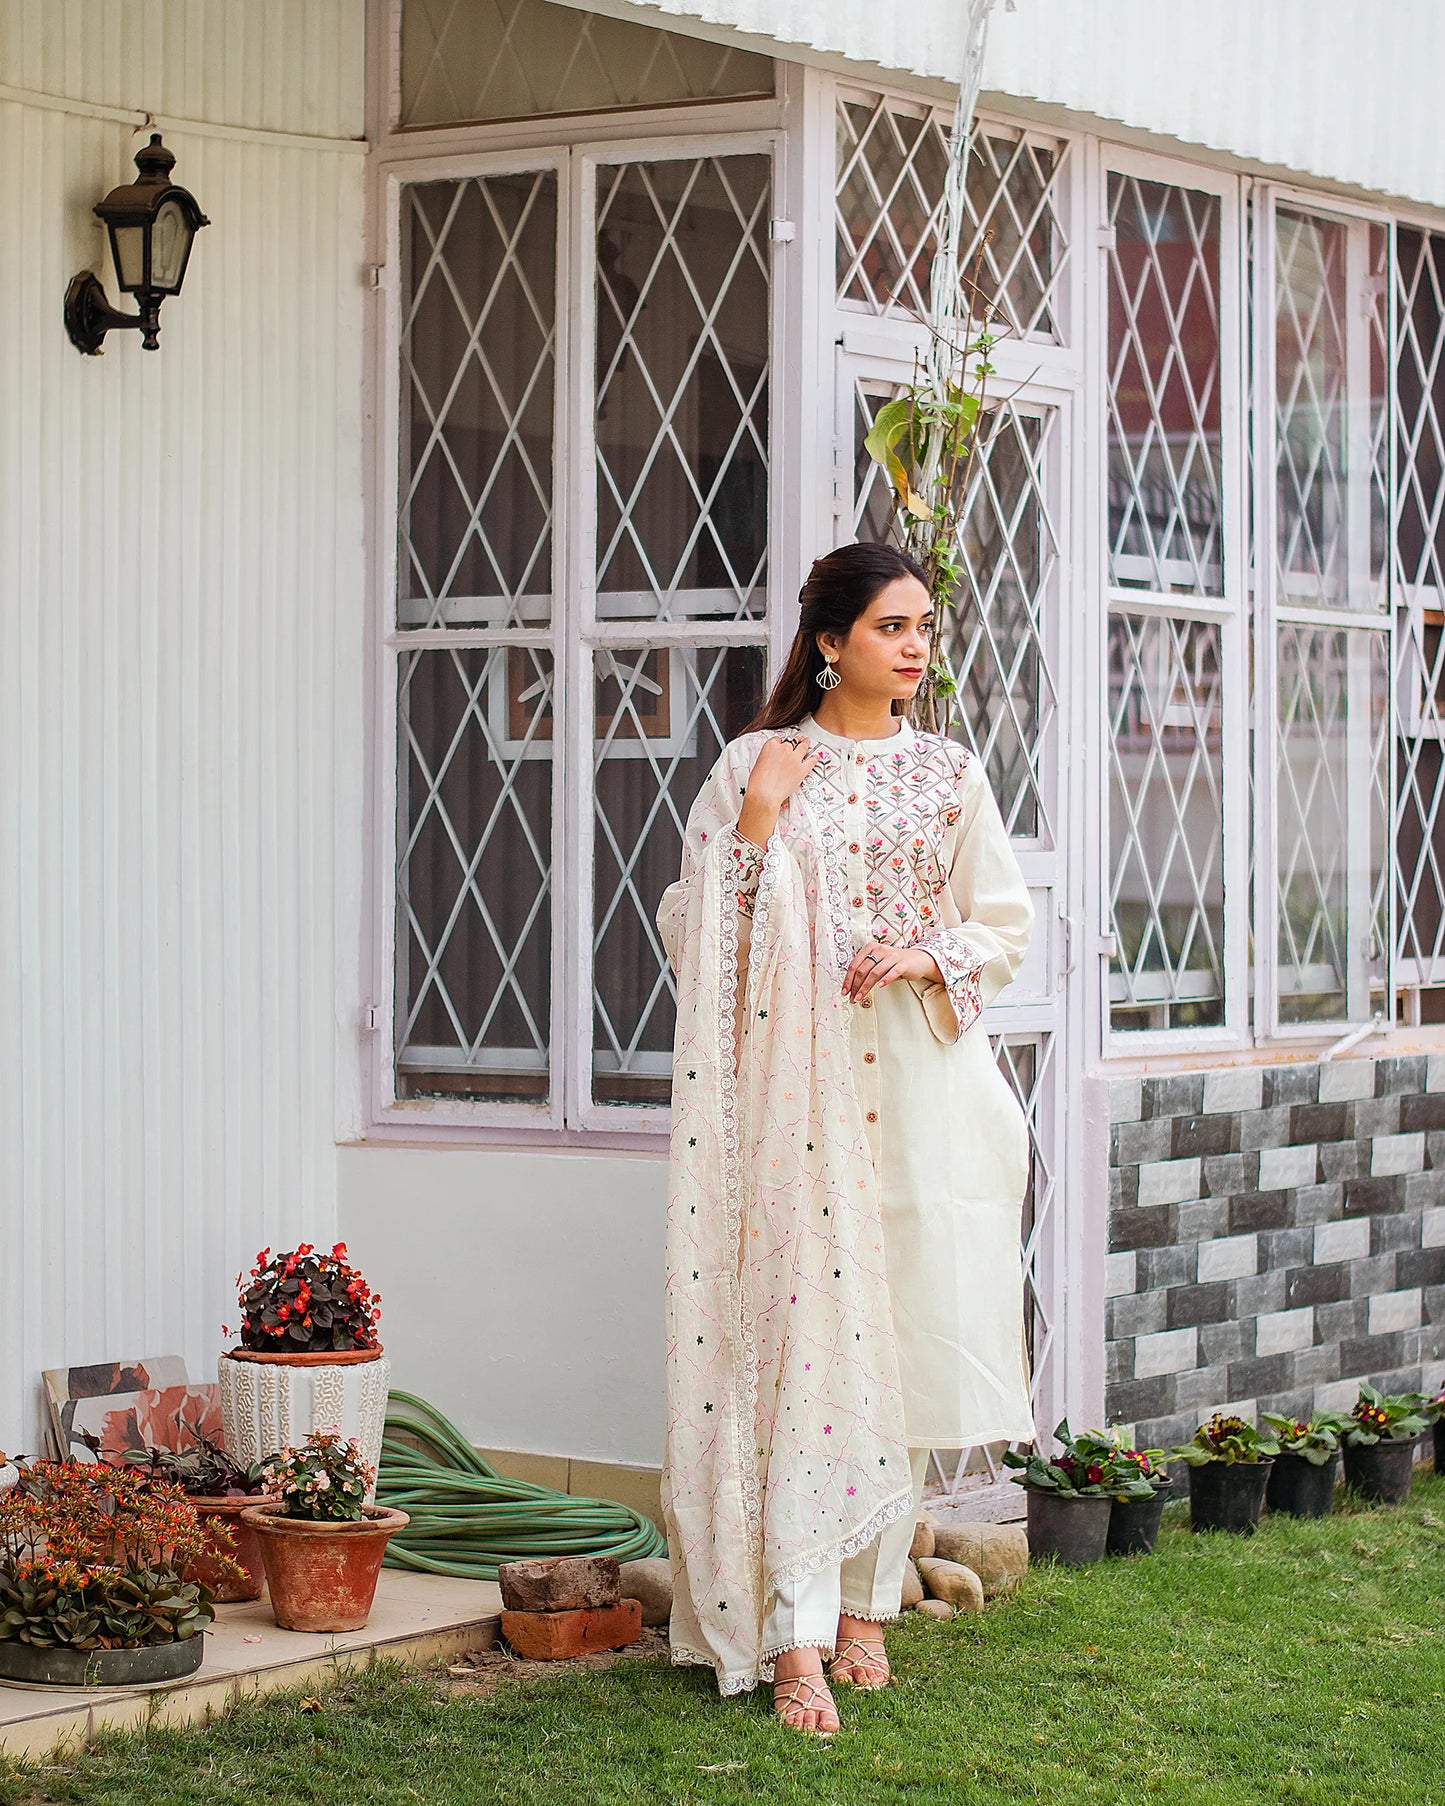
[984,0,1445,210]
[0,0,367,1453]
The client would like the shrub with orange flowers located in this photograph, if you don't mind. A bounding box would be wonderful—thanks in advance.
[0,1461,238,1649]
[228,1241,381,1354]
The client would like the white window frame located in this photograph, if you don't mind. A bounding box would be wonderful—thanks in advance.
[1093,144,1250,1058]
[1252,181,1396,1037]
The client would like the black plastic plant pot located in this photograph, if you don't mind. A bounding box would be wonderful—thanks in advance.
[1342,1435,1419,1505]
[1026,1489,1112,1566]
[0,1635,204,1688]
[1187,1458,1272,1534]
[1265,1450,1339,1519]
[1105,1479,1174,1557]
[1433,1419,1444,1477]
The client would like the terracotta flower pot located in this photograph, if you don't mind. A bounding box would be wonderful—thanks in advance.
[184,1496,268,1602]
[242,1502,409,1632]
[218,1346,391,1500]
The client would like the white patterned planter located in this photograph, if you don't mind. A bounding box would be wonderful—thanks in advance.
[217,1350,391,1502]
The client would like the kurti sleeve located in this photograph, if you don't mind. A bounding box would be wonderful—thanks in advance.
[912,756,1034,1044]
[656,737,767,972]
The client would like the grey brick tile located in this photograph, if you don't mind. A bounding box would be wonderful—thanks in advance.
[1105,1375,1178,1423]
[1339,1332,1407,1377]
[1292,1182,1346,1226]
[1228,1189,1293,1234]
[1259,1226,1314,1268]
[1396,1245,1445,1290]
[1177,1199,1232,1242]
[1314,1299,1367,1341]
[1173,1365,1235,1412]
[1427,1130,1445,1168]
[1291,1100,1353,1143]
[1110,1205,1179,1252]
[1166,1281,1237,1328]
[1285,1262,1350,1307]
[1106,1339,1135,1386]
[1290,1344,1342,1388]
[1238,1107,1295,1151]
[1348,1252,1399,1297]
[1320,1140,1370,1182]
[1228,1353,1296,1397]
[1138,1243,1200,1290]
[1144,1074,1205,1120]
[1354,1095,1403,1137]
[1113,1117,1175,1166]
[1344,1175,1408,1216]
[1172,1113,1240,1159]
[1203,1152,1255,1197]
[1111,1076,1144,1123]
[1199,1319,1253,1365]
[1371,1211,1423,1256]
[1400,1093,1445,1134]
[1264,1065,1320,1106]
[1235,1270,1288,1315]
[1107,1291,1169,1338]
[1376,1055,1428,1096]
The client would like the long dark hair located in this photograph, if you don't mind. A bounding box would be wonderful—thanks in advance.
[746,542,929,732]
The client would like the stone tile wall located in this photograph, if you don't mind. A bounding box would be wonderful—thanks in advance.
[1106,1053,1445,1453]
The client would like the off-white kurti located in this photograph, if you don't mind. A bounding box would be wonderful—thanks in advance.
[656,713,1034,1696]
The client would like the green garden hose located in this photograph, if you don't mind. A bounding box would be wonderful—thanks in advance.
[375,1391,666,1579]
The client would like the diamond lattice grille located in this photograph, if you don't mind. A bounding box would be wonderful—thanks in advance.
[591,645,766,1105]
[836,97,1070,340]
[853,389,1060,842]
[400,173,556,628]
[1394,226,1445,984]
[1107,612,1225,1030]
[1106,174,1223,596]
[595,157,770,622]
[1276,626,1389,1023]
[396,646,555,1099]
[400,0,773,128]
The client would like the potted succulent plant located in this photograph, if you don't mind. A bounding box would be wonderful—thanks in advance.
[0,1460,236,1687]
[122,1428,273,1601]
[1172,1415,1278,1534]
[242,1428,408,1632]
[1003,1421,1113,1566]
[1071,1431,1172,1557]
[218,1242,390,1493]
[1340,1384,1428,1505]
[1260,1412,1347,1519]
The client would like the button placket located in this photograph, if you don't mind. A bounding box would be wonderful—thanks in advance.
[842,743,881,1155]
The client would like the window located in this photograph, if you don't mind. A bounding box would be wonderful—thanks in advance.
[387,147,772,1123]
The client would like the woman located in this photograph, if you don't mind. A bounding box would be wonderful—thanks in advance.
[656,542,1034,1735]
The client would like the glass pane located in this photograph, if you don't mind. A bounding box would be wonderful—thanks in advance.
[396,646,554,1101]
[1107,612,1225,1031]
[400,0,772,128]
[595,156,770,622]
[592,644,765,1105]
[835,98,1070,340]
[1276,626,1389,1023]
[400,172,556,628]
[1106,174,1223,596]
[1275,210,1389,611]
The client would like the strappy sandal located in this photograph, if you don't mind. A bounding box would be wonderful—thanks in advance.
[829,1634,891,1690]
[772,1673,840,1738]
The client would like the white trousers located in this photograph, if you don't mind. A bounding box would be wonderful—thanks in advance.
[762,1448,930,1658]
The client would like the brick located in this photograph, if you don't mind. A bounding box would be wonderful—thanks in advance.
[1428,1053,1445,1092]
[499,1555,622,1614]
[1291,1101,1353,1144]
[1113,1117,1175,1165]
[1256,1307,1315,1356]
[1339,1333,1407,1377]
[1200,1320,1253,1365]
[1138,1244,1199,1290]
[1197,1233,1259,1282]
[1315,1377,1365,1413]
[1368,1288,1423,1335]
[1397,1246,1445,1290]
[1110,1205,1178,1251]
[1285,1262,1350,1307]
[1135,1328,1199,1378]
[1238,1107,1294,1151]
[1111,1076,1144,1122]
[1113,1166,1138,1210]
[1371,1211,1422,1256]
[1203,1069,1263,1114]
[1107,1291,1169,1338]
[1172,1113,1240,1159]
[1291,1182,1347,1226]
[1229,1189,1292,1234]
[1264,1065,1320,1106]
[1203,1152,1256,1196]
[1427,1282,1445,1323]
[1259,1144,1319,1190]
[1228,1354,1295,1397]
[1320,1140,1369,1181]
[1138,1157,1203,1208]
[1106,1339,1134,1386]
[1420,1206,1445,1247]
[501,1599,642,1659]
[1355,1095,1402,1137]
[1314,1217,1371,1262]
[1291,1344,1342,1388]
[1257,1386,1313,1423]
[1376,1055,1428,1096]
[1106,1375,1178,1423]
[1259,1226,1315,1269]
[1344,1175,1408,1216]
[1319,1059,1375,1103]
[1104,1250,1138,1297]
[1178,1199,1232,1242]
[1372,1132,1426,1177]
[1349,1253,1399,1297]
[1315,1299,1368,1341]
[1235,1270,1288,1315]
[1400,1093,1445,1133]
[1167,1281,1236,1328]
[1428,1130,1445,1168]
[1144,1074,1205,1119]
[1173,1365,1235,1412]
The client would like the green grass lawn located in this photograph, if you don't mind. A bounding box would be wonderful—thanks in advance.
[6,1475,1443,1806]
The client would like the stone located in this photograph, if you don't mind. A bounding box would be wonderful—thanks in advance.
[931,1524,1028,1598]
[617,1558,672,1628]
[915,1598,955,1622]
[500,1599,642,1659]
[900,1558,924,1610]
[909,1518,936,1561]
[497,1554,620,1614]
[917,1558,985,1612]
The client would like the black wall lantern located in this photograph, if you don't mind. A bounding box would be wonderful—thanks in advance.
[64,134,209,355]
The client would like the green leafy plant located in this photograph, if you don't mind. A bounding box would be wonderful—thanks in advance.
[1342,1383,1428,1446]
[121,1426,272,1498]
[0,1461,233,1649]
[1261,1411,1349,1466]
[1425,1386,1445,1425]
[263,1428,374,1523]
[227,1240,381,1354]
[1003,1420,1110,1495]
[1070,1428,1169,1501]
[1172,1414,1280,1467]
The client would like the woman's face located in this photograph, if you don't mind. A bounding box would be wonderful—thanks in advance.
[818,575,933,704]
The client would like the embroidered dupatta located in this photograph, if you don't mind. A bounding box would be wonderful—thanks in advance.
[656,734,913,1697]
